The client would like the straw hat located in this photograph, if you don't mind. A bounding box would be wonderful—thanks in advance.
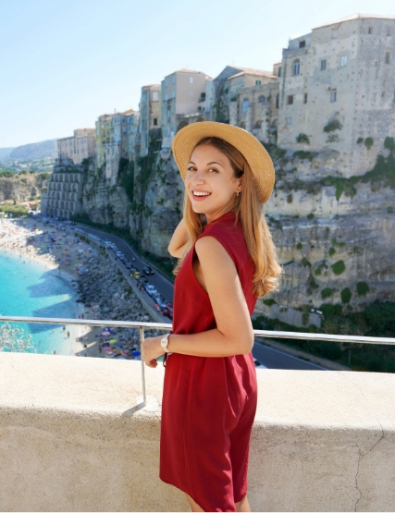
[172,121,275,204]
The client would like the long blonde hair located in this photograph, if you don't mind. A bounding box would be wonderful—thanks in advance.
[174,137,282,297]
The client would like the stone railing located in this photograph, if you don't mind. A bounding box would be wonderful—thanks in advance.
[1,319,395,511]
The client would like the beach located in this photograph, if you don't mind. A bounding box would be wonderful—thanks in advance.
[0,216,148,358]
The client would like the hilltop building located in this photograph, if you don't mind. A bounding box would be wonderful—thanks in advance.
[161,69,212,149]
[139,85,161,157]
[57,129,96,165]
[95,110,137,186]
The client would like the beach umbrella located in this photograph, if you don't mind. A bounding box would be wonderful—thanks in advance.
[132,350,140,356]
[102,331,110,337]
[109,339,117,344]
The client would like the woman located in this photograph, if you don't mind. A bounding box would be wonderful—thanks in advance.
[142,122,282,512]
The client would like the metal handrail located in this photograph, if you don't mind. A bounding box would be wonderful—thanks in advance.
[1,315,395,407]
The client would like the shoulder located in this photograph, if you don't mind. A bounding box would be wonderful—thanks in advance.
[195,236,237,274]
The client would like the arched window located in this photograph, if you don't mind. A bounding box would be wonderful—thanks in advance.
[242,98,249,113]
[293,59,300,76]
[258,95,266,103]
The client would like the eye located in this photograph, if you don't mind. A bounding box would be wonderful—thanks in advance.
[208,168,219,173]
[187,166,197,172]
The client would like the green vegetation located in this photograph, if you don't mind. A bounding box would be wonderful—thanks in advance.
[357,137,364,144]
[263,298,276,306]
[331,260,346,275]
[356,281,370,296]
[323,120,343,133]
[287,193,293,203]
[328,247,336,256]
[307,212,314,220]
[296,242,303,250]
[384,137,395,151]
[118,158,134,204]
[253,300,395,372]
[294,150,316,161]
[0,204,28,217]
[0,170,14,178]
[364,137,374,150]
[321,288,333,299]
[320,176,357,201]
[296,133,310,144]
[341,288,352,304]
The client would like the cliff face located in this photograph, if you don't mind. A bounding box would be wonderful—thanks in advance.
[0,174,47,203]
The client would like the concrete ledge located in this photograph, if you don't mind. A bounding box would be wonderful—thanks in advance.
[0,352,394,511]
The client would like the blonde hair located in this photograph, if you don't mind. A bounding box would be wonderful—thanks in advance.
[174,137,282,297]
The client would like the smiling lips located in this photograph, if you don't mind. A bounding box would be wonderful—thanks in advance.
[192,190,211,200]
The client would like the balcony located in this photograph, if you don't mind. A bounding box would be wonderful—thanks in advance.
[1,317,395,511]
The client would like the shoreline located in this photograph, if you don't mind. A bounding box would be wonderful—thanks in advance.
[0,218,100,357]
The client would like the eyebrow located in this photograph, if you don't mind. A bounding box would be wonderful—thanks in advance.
[188,160,224,167]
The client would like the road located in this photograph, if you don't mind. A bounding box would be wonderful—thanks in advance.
[75,222,329,371]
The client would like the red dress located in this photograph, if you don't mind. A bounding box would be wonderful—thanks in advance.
[160,211,258,512]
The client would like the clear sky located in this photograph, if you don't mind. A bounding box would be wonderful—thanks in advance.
[1,0,394,148]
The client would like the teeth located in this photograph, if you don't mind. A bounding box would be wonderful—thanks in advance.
[193,191,210,197]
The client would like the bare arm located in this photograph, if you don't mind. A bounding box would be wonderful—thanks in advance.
[142,236,254,366]
[168,218,188,258]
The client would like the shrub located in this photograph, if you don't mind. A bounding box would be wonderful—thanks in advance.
[364,301,395,334]
[357,137,364,144]
[356,281,370,296]
[296,133,310,144]
[307,213,314,220]
[315,268,321,276]
[287,194,293,203]
[296,242,302,250]
[329,247,336,257]
[320,303,343,317]
[294,150,315,161]
[365,137,374,150]
[263,299,276,306]
[323,120,343,133]
[341,288,352,304]
[331,260,346,275]
[321,288,334,299]
[301,257,311,267]
[384,137,395,151]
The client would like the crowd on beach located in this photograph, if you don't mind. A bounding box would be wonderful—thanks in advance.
[0,215,154,359]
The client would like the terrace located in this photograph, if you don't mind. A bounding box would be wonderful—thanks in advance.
[1,315,395,511]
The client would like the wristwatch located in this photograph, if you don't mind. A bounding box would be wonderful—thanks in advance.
[161,333,170,353]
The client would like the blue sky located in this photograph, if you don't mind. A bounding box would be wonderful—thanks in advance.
[1,0,394,148]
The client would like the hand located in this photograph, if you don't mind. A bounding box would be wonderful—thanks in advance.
[141,336,165,368]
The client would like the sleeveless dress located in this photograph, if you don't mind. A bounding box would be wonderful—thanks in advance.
[160,211,258,512]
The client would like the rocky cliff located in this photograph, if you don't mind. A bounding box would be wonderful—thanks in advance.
[0,173,48,203]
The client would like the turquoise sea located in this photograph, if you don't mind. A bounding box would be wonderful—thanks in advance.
[0,251,79,355]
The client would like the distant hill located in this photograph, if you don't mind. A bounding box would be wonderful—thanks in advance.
[0,148,15,161]
[9,139,58,160]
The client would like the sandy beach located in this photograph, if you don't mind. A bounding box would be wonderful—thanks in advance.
[0,216,140,359]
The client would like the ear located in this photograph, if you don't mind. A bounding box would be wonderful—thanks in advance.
[235,176,243,193]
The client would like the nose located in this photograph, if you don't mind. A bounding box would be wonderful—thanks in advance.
[189,169,205,185]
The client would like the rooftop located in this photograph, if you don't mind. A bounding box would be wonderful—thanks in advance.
[228,67,276,80]
[313,13,395,30]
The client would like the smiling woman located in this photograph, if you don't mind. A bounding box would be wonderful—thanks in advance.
[141,122,282,512]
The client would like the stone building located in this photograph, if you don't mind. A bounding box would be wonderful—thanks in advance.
[41,161,84,220]
[277,14,395,177]
[161,69,212,149]
[57,129,96,165]
[95,110,137,186]
[139,85,161,157]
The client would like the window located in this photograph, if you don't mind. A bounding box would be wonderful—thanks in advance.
[387,28,391,36]
[320,59,327,71]
[165,93,168,100]
[152,91,159,101]
[258,95,266,103]
[287,117,292,126]
[189,76,194,84]
[278,67,282,77]
[276,95,279,108]
[189,91,194,98]
[293,59,300,76]
[368,27,373,34]
[172,90,176,98]
[153,118,158,126]
[330,90,337,102]
[172,76,175,84]
[255,80,261,85]
[242,99,249,113]
[340,55,347,67]
[385,50,391,64]
[304,93,308,104]
[299,40,306,48]
[164,78,168,86]
[287,95,294,105]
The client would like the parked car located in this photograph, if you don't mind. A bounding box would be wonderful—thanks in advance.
[253,358,267,369]
[145,284,158,296]
[143,266,154,276]
[133,271,141,280]
[161,307,173,320]
[125,262,132,270]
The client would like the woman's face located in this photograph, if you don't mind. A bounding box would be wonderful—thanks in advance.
[185,144,242,223]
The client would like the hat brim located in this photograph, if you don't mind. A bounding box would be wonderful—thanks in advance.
[172,121,275,204]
